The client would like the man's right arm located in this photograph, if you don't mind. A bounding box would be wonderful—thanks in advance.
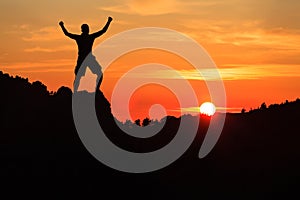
[59,21,78,39]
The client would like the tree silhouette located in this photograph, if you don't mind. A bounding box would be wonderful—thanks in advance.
[142,117,151,127]
[241,108,246,114]
[260,102,267,110]
[134,119,141,126]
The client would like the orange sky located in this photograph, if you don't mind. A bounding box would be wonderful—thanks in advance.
[1,0,300,121]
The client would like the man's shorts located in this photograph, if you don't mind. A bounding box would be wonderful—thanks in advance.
[75,54,102,76]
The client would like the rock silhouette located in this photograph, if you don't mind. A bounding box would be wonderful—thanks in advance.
[0,71,299,199]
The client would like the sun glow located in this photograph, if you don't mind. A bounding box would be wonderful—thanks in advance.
[199,102,216,116]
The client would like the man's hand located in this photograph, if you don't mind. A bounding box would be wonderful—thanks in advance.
[108,17,113,22]
[59,21,64,26]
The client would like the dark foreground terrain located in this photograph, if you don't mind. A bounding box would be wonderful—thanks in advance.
[0,71,299,199]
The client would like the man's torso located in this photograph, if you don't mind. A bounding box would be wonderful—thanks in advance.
[75,34,96,59]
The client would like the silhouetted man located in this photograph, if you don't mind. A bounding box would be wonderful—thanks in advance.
[59,17,113,91]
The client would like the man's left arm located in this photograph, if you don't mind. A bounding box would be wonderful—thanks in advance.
[91,17,113,38]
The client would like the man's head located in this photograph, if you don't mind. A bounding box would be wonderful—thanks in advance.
[81,24,89,34]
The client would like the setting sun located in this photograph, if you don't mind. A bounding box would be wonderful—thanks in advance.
[199,102,216,116]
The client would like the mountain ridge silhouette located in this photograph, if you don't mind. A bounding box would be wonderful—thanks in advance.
[0,70,299,198]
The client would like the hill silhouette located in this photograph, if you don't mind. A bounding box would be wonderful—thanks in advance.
[0,70,299,199]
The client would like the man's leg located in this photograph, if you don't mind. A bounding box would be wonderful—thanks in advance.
[73,73,83,92]
[75,57,84,75]
[96,73,103,92]
[88,55,103,91]
[74,58,86,92]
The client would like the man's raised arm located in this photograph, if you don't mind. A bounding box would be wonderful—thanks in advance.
[59,21,78,39]
[91,17,113,38]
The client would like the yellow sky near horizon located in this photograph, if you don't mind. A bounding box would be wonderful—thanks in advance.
[0,0,300,120]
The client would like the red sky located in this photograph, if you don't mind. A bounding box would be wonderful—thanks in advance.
[1,0,300,121]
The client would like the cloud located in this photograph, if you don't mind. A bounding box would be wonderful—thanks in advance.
[18,24,30,30]
[1,59,74,73]
[24,45,73,53]
[125,64,300,81]
[178,19,300,67]
[22,26,63,42]
[0,53,8,59]
[100,1,177,16]
[172,106,243,113]
[180,19,300,51]
[219,64,300,79]
[24,47,57,53]
[99,0,220,16]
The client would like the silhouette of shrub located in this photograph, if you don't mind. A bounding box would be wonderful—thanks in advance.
[123,119,133,127]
